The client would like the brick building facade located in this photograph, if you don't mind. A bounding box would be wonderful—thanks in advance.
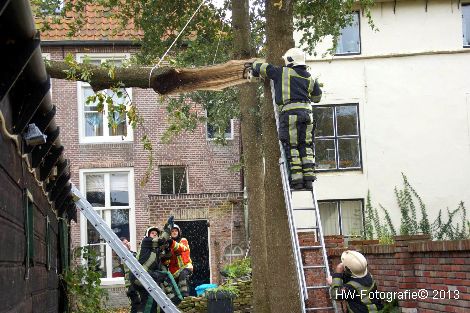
[41,15,247,293]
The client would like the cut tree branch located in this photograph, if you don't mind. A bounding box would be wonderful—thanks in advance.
[46,59,255,95]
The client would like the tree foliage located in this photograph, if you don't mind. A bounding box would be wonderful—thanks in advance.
[35,0,379,151]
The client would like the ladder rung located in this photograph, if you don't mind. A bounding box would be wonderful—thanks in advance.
[303,265,326,269]
[293,207,316,211]
[297,226,319,230]
[306,307,334,311]
[300,245,322,250]
[307,285,329,289]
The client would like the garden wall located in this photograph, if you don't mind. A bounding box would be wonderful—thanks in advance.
[305,235,470,313]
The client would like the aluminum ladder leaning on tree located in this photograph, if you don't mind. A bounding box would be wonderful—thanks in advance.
[71,185,181,313]
[269,82,339,313]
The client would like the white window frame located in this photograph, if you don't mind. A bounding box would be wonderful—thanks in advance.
[79,167,136,286]
[159,166,189,194]
[76,53,133,144]
[313,102,362,171]
[463,4,470,48]
[318,199,364,239]
[335,11,361,55]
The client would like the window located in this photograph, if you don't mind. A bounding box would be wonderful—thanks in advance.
[318,200,364,238]
[80,169,135,284]
[77,54,133,143]
[335,12,360,55]
[207,120,233,140]
[223,245,244,262]
[160,167,188,194]
[206,104,233,140]
[313,104,362,170]
[463,5,470,47]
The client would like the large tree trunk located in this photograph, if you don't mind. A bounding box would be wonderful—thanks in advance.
[263,0,304,312]
[232,1,270,313]
[46,59,253,94]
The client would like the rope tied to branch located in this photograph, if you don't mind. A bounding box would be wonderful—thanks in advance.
[148,0,207,89]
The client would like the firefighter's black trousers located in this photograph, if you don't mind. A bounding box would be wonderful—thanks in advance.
[278,108,315,185]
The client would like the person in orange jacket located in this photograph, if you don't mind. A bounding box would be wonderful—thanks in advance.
[163,224,193,297]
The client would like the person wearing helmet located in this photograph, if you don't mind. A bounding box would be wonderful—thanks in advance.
[251,47,322,190]
[127,220,182,313]
[162,224,193,298]
[326,250,384,312]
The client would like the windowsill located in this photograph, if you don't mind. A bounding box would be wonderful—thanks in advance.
[334,52,361,56]
[316,168,363,173]
[207,135,234,141]
[79,138,133,144]
[100,278,125,286]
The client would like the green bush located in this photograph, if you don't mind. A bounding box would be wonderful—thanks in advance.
[60,246,109,313]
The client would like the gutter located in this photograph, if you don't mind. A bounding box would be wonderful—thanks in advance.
[41,40,141,47]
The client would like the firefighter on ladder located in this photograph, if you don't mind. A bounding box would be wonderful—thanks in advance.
[250,47,322,190]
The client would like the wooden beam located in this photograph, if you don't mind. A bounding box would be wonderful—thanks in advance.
[0,32,40,103]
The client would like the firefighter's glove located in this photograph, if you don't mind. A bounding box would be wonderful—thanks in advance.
[126,286,141,304]
[163,216,174,232]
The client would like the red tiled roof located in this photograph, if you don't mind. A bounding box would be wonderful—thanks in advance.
[39,4,143,41]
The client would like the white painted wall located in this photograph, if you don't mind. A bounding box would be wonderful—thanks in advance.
[299,0,470,226]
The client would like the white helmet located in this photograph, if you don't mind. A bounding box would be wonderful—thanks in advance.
[341,250,368,278]
[282,47,306,66]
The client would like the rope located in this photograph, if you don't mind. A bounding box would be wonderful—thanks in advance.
[148,0,207,88]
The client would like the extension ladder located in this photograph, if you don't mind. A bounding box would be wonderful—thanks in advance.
[270,83,338,313]
[71,185,181,313]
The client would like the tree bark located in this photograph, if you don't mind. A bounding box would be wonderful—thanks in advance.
[232,1,270,313]
[46,59,254,94]
[263,0,303,312]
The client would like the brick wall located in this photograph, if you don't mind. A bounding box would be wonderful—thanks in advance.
[148,192,246,284]
[305,235,470,313]
[42,44,243,279]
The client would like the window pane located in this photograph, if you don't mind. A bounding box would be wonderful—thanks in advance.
[207,121,232,139]
[340,200,363,237]
[174,167,187,194]
[85,112,103,136]
[336,106,358,136]
[336,13,360,54]
[88,244,106,278]
[109,111,127,136]
[463,5,470,46]
[315,139,336,169]
[110,173,129,206]
[160,167,174,194]
[87,220,102,244]
[86,174,105,207]
[112,250,125,278]
[105,89,128,137]
[319,202,340,235]
[338,138,360,168]
[313,107,334,137]
[111,209,130,240]
[83,87,103,137]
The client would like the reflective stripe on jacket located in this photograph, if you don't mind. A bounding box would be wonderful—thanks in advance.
[251,61,322,109]
[330,272,384,313]
[166,237,193,276]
